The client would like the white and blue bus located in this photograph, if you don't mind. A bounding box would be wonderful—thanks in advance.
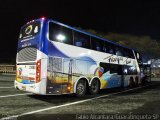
[15,17,143,97]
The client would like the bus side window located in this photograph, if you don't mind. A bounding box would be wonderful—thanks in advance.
[49,22,73,45]
[109,45,115,55]
[109,49,114,54]
[75,41,82,47]
[91,37,104,52]
[128,50,134,59]
[124,48,129,57]
[124,48,134,58]
[104,42,115,54]
[104,42,109,53]
[74,31,90,49]
[115,47,124,56]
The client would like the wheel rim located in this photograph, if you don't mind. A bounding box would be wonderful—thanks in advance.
[77,83,85,95]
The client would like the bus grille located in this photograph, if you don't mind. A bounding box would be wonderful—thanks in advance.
[17,47,37,62]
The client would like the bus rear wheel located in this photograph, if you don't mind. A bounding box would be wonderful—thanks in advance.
[76,80,86,97]
[89,79,100,95]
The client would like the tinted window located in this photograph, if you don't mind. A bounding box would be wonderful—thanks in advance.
[115,46,124,56]
[91,37,104,52]
[100,62,123,75]
[123,48,129,57]
[49,22,73,45]
[19,21,41,40]
[128,50,134,59]
[104,42,115,54]
[123,65,138,75]
[123,48,134,58]
[74,31,90,49]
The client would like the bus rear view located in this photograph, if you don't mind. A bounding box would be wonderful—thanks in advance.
[15,18,143,97]
[15,18,47,94]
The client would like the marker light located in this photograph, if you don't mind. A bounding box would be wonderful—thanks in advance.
[56,34,66,41]
[67,83,72,92]
[41,17,46,20]
[36,59,41,83]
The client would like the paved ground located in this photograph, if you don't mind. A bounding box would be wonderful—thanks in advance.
[0,75,160,120]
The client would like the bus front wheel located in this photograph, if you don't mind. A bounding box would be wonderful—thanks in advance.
[89,79,100,95]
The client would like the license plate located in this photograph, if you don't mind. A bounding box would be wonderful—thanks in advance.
[22,86,26,90]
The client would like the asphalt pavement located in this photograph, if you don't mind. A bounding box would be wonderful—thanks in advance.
[0,75,160,120]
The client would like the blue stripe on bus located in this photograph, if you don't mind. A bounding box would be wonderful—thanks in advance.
[48,41,69,58]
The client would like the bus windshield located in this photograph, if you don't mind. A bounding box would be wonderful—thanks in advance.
[19,21,41,40]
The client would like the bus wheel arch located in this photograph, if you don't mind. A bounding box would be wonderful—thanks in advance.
[89,77,101,95]
[74,77,89,97]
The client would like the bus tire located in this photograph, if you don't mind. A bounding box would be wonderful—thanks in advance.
[129,77,134,87]
[135,76,139,86]
[75,79,87,97]
[89,79,100,95]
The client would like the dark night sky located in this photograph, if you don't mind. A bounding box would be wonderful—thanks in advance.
[0,0,160,62]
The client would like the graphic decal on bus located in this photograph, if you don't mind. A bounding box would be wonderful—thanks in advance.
[46,57,126,94]
[16,65,36,84]
[46,37,138,94]
[48,41,69,58]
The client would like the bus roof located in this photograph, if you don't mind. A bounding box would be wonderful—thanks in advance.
[25,18,134,51]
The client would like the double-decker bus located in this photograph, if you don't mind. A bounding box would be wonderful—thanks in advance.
[15,17,143,97]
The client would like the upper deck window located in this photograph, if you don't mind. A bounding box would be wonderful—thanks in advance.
[115,46,124,56]
[122,48,134,58]
[91,37,104,52]
[49,22,73,45]
[73,31,90,49]
[104,42,115,54]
